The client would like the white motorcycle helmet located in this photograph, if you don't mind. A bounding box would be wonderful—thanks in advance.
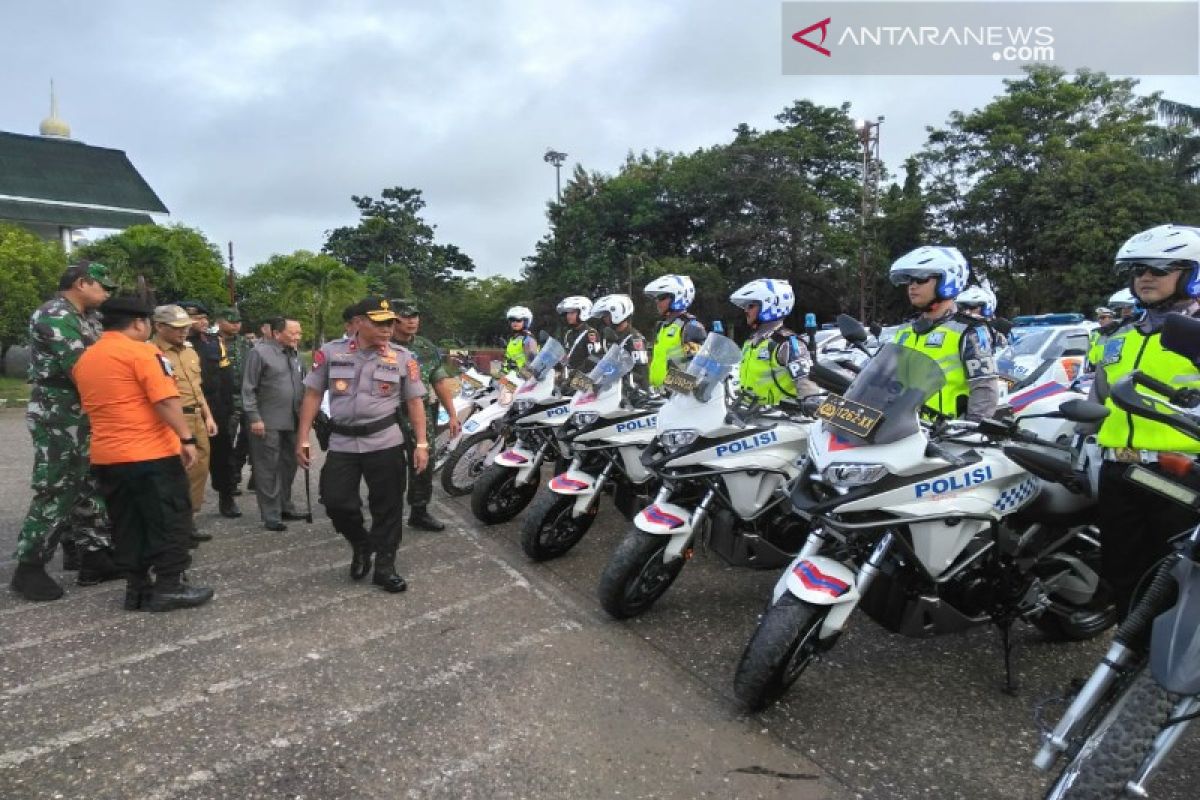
[505,305,533,329]
[590,294,635,325]
[729,278,795,323]
[555,296,593,320]
[888,246,969,300]
[956,285,997,318]
[643,274,695,312]
[1108,288,1136,310]
[1114,224,1200,300]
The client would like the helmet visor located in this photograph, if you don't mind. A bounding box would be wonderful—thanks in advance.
[890,271,940,287]
[1115,258,1193,277]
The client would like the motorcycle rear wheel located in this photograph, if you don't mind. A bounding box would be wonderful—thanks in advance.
[597,528,685,619]
[734,595,830,712]
[470,463,539,524]
[520,490,597,561]
[1043,666,1179,800]
[441,431,499,497]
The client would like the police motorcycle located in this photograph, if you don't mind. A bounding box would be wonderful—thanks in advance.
[1035,314,1200,800]
[520,345,661,561]
[596,333,816,619]
[733,322,1114,712]
[440,367,521,496]
[470,339,572,524]
[432,364,498,475]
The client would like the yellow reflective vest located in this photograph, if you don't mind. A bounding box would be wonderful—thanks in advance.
[894,318,971,418]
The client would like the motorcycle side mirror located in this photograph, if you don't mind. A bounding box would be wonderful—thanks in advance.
[992,316,1014,336]
[1163,313,1200,365]
[868,322,882,338]
[836,314,868,345]
[537,329,550,345]
[1058,399,1110,424]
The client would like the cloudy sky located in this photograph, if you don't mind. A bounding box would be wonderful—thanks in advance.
[2,1,1195,277]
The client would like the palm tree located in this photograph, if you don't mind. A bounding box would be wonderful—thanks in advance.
[1146,99,1200,184]
[283,252,365,348]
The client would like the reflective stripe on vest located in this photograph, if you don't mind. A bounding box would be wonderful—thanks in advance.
[894,320,969,417]
[1097,326,1200,452]
[739,337,796,404]
[649,319,685,387]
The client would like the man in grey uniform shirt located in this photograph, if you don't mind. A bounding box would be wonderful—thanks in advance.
[243,317,305,531]
[296,298,429,593]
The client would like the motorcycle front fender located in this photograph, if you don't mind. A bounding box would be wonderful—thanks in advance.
[775,555,861,639]
[1151,557,1200,695]
[633,501,693,563]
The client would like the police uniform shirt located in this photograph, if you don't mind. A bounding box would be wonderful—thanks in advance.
[747,321,813,381]
[562,324,604,372]
[910,310,998,382]
[305,338,426,453]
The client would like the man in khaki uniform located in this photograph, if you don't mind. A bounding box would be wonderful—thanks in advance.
[151,305,217,542]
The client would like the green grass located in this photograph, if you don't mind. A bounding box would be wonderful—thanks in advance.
[0,375,29,405]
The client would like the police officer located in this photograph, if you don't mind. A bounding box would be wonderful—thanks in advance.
[643,274,706,389]
[73,296,214,612]
[296,297,429,593]
[1088,293,1132,370]
[890,246,999,420]
[152,305,218,544]
[210,306,243,517]
[1089,224,1200,619]
[390,298,458,532]
[956,285,1009,349]
[728,279,817,405]
[556,296,602,374]
[11,261,119,602]
[501,306,539,372]
[590,294,649,389]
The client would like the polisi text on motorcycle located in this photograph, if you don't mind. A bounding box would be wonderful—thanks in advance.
[716,430,778,458]
[616,415,656,433]
[914,465,993,498]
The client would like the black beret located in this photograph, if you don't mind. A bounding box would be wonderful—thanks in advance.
[100,296,154,317]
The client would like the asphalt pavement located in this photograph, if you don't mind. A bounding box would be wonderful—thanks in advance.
[0,407,1196,799]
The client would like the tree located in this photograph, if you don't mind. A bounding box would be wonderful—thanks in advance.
[238,251,367,346]
[77,224,228,308]
[0,224,65,372]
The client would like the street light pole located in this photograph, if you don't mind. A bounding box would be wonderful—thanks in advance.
[857,117,883,322]
[544,148,567,203]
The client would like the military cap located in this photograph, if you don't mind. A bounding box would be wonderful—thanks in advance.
[215,306,242,322]
[178,300,210,317]
[355,296,398,322]
[100,295,153,317]
[84,262,119,290]
[153,304,192,327]
[390,298,420,317]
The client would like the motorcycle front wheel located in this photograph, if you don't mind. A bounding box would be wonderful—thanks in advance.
[734,594,831,712]
[520,490,598,561]
[470,463,540,524]
[597,528,686,619]
[1043,666,1179,800]
[441,431,500,497]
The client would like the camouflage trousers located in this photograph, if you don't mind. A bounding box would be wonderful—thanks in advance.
[16,408,112,564]
[402,410,438,509]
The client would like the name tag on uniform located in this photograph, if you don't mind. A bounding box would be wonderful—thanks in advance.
[1101,338,1125,366]
[924,331,946,347]
[757,348,770,360]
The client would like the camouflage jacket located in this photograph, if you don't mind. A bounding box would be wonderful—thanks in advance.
[397,335,457,404]
[223,334,249,412]
[27,295,102,411]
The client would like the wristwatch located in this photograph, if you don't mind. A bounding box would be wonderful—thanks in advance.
[415,442,429,449]
[180,437,198,445]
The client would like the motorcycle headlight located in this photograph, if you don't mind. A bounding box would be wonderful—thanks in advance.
[821,463,888,488]
[514,399,536,415]
[660,428,700,454]
[572,411,599,427]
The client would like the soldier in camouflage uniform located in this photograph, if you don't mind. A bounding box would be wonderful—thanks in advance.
[390,299,459,531]
[11,262,120,602]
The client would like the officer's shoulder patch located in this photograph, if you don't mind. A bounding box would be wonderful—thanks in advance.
[632,338,645,350]
[313,348,327,367]
[155,352,174,377]
[407,358,420,382]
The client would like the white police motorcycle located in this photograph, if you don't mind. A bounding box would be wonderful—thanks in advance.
[440,367,523,496]
[432,365,498,475]
[596,333,815,619]
[521,346,660,561]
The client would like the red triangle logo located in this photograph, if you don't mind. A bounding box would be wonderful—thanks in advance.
[792,17,832,57]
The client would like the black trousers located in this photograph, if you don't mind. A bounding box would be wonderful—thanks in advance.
[232,413,250,481]
[1098,460,1200,620]
[208,413,237,494]
[93,456,193,579]
[319,446,407,557]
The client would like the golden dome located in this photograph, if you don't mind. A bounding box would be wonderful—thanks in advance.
[39,81,70,138]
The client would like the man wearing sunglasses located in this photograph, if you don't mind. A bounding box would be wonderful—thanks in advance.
[501,305,539,373]
[890,246,999,421]
[1089,224,1200,619]
[643,274,706,389]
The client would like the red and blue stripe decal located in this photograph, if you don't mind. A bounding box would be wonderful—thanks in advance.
[827,431,857,452]
[1009,381,1066,414]
[793,560,850,598]
[499,450,529,464]
[643,505,685,529]
[549,475,589,492]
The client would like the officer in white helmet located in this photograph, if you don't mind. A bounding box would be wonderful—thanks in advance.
[556,296,602,375]
[890,246,999,420]
[956,285,1008,348]
[1109,287,1137,320]
[1088,300,1123,369]
[501,306,538,373]
[643,274,706,389]
[590,294,649,388]
[1088,224,1200,618]
[728,279,816,405]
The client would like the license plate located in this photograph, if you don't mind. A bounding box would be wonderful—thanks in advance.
[663,366,699,393]
[817,394,884,439]
[570,373,594,392]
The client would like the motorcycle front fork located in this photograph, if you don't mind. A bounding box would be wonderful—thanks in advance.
[653,484,716,563]
[1125,695,1200,796]
[792,527,895,622]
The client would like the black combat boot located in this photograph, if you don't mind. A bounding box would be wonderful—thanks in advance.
[190,518,212,543]
[61,540,81,571]
[10,562,64,602]
[219,493,242,518]
[349,542,373,581]
[123,572,151,611]
[408,505,445,532]
[77,548,123,586]
[371,550,407,593]
[145,574,214,612]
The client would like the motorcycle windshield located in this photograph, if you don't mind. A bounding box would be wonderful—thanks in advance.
[996,327,1089,386]
[682,332,742,395]
[823,343,945,445]
[525,338,566,381]
[586,345,635,391]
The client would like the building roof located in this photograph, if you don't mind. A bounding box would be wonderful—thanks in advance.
[0,198,153,229]
[0,131,168,219]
